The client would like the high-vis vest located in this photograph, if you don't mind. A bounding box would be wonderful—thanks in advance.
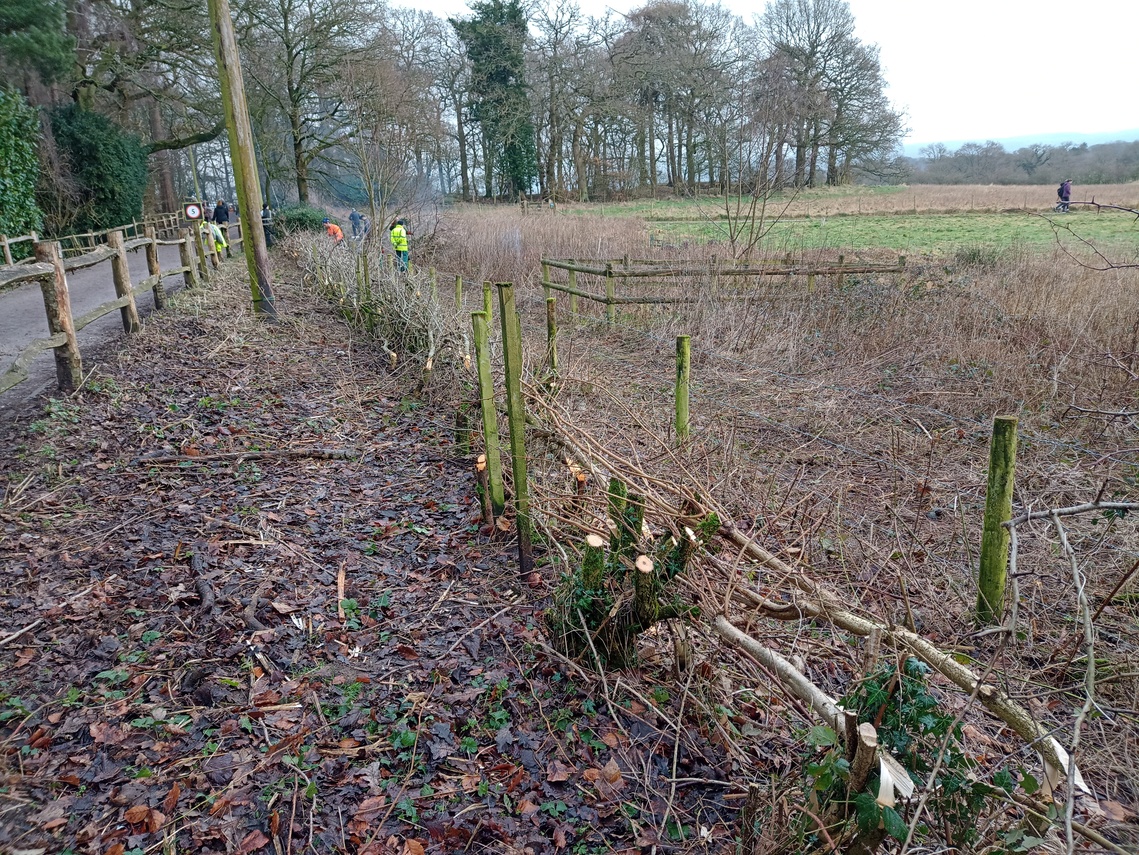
[390,224,408,252]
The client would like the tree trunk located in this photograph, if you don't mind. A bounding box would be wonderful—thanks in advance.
[481,129,493,198]
[571,119,587,202]
[148,99,178,213]
[289,107,308,204]
[454,94,471,202]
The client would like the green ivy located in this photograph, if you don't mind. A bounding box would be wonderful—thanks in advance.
[274,204,331,234]
[47,104,148,234]
[0,88,43,240]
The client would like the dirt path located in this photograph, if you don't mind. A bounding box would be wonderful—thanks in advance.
[0,266,738,854]
[0,243,186,415]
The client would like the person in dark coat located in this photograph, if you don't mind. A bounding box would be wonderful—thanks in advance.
[1059,179,1072,212]
[213,200,230,224]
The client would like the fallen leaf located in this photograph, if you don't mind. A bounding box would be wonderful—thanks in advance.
[403,841,426,855]
[236,828,270,854]
[1103,799,1136,822]
[124,805,150,824]
[546,760,572,782]
[601,758,623,785]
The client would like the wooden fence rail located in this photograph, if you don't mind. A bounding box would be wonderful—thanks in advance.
[540,255,907,323]
[0,221,222,395]
[1,212,184,267]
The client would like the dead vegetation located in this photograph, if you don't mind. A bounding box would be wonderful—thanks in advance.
[430,203,1139,851]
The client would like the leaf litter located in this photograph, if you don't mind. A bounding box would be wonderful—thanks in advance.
[0,268,746,854]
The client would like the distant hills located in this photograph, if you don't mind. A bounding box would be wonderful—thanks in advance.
[901,129,1139,157]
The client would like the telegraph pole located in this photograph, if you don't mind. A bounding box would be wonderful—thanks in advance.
[208,0,277,317]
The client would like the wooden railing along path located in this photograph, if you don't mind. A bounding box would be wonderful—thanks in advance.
[0,217,245,395]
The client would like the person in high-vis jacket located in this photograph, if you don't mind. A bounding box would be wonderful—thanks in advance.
[389,218,409,272]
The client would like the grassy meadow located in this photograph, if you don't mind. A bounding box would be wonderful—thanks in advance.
[543,182,1139,256]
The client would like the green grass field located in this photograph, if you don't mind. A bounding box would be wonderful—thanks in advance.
[650,210,1138,255]
[552,185,1138,256]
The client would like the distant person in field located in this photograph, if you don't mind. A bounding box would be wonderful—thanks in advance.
[1058,179,1072,212]
[349,209,364,237]
[323,218,344,245]
[213,200,229,224]
[389,218,409,272]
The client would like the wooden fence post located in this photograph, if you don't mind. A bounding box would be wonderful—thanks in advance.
[178,228,199,288]
[497,282,534,582]
[541,261,551,299]
[1,235,12,266]
[107,230,142,333]
[545,297,558,379]
[676,334,691,441]
[807,273,816,294]
[144,225,165,310]
[837,254,845,287]
[567,268,578,316]
[471,311,505,516]
[604,262,616,326]
[482,280,493,321]
[454,274,462,309]
[977,415,1018,625]
[33,241,83,392]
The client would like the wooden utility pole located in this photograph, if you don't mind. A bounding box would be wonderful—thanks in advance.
[208,0,277,318]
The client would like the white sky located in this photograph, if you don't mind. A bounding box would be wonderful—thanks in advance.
[410,0,1139,147]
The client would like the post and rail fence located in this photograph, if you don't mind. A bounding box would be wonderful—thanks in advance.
[0,214,246,396]
[539,255,907,324]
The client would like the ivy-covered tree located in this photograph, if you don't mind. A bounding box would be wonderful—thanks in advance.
[451,0,537,199]
[0,89,43,238]
[46,105,148,234]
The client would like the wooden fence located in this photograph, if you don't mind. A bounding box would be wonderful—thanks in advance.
[539,255,907,323]
[0,213,183,266]
[0,218,244,395]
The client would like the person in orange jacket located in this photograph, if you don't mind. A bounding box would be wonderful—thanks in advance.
[323,218,344,244]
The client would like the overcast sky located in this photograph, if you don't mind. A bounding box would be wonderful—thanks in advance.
[414,0,1139,147]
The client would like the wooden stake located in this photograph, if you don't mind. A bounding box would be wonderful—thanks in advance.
[1,235,12,266]
[977,415,1017,624]
[497,282,534,581]
[107,230,142,333]
[567,268,578,316]
[471,311,505,515]
[541,261,551,299]
[144,225,165,310]
[178,229,198,288]
[208,0,277,317]
[545,296,558,379]
[475,454,494,526]
[675,334,691,441]
[482,280,492,321]
[194,221,211,278]
[604,262,616,325]
[454,274,462,309]
[33,241,83,392]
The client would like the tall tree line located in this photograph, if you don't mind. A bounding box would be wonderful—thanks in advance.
[2,0,905,231]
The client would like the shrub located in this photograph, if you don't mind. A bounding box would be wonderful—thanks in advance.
[0,88,44,241]
[274,204,331,235]
[46,104,147,234]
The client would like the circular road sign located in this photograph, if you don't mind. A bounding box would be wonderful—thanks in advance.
[184,202,203,220]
